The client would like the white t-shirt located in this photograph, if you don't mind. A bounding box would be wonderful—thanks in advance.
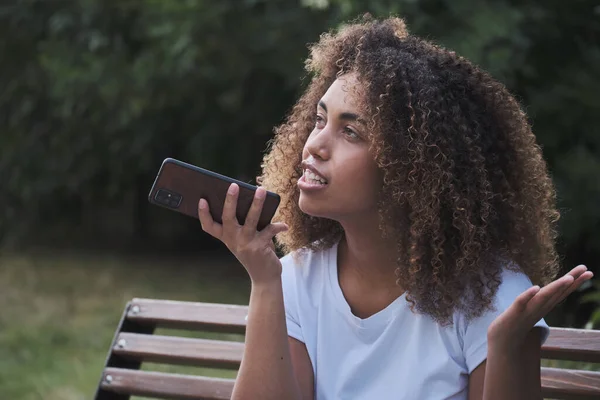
[281,240,549,400]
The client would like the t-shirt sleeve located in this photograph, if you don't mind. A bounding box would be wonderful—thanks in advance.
[462,269,550,373]
[280,252,305,343]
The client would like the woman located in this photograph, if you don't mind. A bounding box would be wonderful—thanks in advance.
[198,16,593,399]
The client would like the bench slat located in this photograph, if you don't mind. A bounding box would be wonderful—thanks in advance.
[100,367,235,400]
[542,328,600,363]
[541,367,600,399]
[127,298,248,333]
[96,299,600,400]
[113,333,243,369]
[98,367,600,400]
[125,298,600,364]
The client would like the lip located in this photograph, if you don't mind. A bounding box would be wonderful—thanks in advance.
[298,174,328,192]
[298,160,329,192]
[300,160,329,182]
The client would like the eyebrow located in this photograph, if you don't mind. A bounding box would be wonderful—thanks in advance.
[318,100,365,125]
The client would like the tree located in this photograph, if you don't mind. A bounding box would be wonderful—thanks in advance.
[0,0,335,244]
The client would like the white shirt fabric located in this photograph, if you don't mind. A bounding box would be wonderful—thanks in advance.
[280,240,549,400]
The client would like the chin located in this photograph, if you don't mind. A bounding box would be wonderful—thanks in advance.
[298,197,331,219]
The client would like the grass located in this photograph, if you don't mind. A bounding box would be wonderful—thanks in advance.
[0,250,250,400]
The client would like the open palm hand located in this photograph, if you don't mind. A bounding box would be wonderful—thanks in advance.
[488,265,594,352]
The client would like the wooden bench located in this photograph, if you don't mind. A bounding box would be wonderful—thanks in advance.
[95,298,600,400]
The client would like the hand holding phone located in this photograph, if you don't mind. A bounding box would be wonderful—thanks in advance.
[198,182,289,284]
[148,158,287,283]
[148,158,280,231]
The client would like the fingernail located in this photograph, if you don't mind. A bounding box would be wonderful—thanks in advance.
[228,184,238,195]
[256,187,266,199]
[199,199,206,209]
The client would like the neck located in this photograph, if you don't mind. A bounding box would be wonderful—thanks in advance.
[337,213,399,288]
[335,213,404,319]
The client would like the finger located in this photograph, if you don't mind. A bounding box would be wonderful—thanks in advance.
[566,265,588,279]
[536,274,575,316]
[541,267,588,313]
[512,285,541,312]
[526,271,588,325]
[222,183,240,229]
[552,270,594,306]
[258,222,289,242]
[515,277,570,327]
[198,198,223,239]
[549,267,587,303]
[527,274,573,313]
[242,187,266,234]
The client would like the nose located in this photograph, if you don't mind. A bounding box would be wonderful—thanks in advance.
[304,127,331,161]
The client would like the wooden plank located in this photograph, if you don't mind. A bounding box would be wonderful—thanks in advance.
[95,302,134,400]
[541,367,600,399]
[100,368,235,400]
[127,298,248,334]
[98,365,600,400]
[112,333,243,369]
[542,328,600,363]
[98,367,599,400]
[95,302,156,400]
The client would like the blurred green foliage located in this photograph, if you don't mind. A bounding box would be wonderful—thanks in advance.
[0,0,338,244]
[0,1,598,311]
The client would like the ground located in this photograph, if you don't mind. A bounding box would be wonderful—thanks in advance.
[0,250,249,400]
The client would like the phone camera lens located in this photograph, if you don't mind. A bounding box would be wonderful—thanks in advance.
[155,189,182,209]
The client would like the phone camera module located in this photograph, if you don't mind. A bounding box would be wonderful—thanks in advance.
[155,189,182,209]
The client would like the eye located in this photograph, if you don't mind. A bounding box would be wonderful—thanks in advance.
[315,114,326,129]
[343,126,360,140]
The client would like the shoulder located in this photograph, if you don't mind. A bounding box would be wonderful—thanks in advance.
[280,242,336,303]
[493,264,540,310]
[280,249,310,285]
[458,261,540,319]
[457,262,549,372]
[279,244,336,333]
[280,242,336,284]
[461,262,548,323]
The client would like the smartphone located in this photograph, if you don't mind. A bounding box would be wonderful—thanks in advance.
[148,158,280,231]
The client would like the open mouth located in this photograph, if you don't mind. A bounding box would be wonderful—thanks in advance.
[303,169,328,185]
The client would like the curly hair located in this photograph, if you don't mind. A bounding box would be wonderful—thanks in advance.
[258,16,560,324]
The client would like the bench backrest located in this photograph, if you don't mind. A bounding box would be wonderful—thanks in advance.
[95,298,600,400]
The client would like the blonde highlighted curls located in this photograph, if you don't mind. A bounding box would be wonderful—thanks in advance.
[258,16,560,324]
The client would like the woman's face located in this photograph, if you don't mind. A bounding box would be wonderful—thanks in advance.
[298,73,382,222]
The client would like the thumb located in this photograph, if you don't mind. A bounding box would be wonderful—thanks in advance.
[259,222,288,241]
[512,285,540,313]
